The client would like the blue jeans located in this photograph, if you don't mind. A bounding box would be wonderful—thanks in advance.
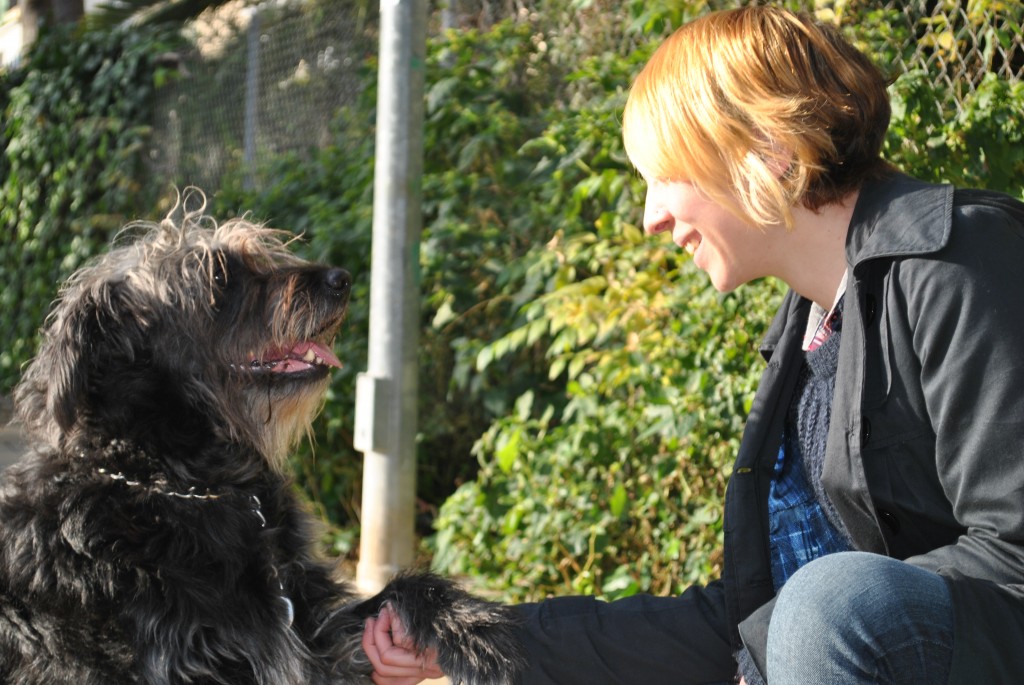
[766,551,953,684]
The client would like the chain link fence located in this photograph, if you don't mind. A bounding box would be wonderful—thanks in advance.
[146,0,372,192]
[147,0,1023,194]
[853,0,1024,112]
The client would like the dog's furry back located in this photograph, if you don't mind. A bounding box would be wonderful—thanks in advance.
[0,202,523,685]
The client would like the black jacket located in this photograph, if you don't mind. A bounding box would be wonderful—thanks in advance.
[513,175,1024,684]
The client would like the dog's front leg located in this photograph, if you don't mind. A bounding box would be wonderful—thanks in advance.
[280,564,379,683]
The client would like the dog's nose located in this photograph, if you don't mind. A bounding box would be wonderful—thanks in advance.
[324,268,351,298]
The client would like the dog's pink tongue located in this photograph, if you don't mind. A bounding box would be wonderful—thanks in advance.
[296,341,343,368]
[268,341,343,373]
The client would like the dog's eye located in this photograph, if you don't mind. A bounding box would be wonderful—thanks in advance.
[211,253,230,288]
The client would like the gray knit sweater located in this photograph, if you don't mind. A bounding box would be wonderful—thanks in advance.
[737,298,852,685]
[788,299,853,546]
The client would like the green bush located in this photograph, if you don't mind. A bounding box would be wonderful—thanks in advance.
[0,24,180,391]
[428,35,782,600]
[886,70,1024,198]
[432,222,783,600]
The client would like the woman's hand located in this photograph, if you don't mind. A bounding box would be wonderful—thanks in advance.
[362,603,445,685]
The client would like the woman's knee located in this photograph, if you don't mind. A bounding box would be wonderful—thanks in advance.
[771,553,872,642]
[766,552,953,683]
[773,552,949,634]
[779,553,890,618]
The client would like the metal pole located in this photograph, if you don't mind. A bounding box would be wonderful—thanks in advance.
[354,0,426,594]
[242,8,260,190]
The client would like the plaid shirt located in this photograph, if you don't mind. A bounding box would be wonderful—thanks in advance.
[767,431,851,591]
[767,285,851,591]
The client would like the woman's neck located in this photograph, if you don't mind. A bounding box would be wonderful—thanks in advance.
[776,191,859,308]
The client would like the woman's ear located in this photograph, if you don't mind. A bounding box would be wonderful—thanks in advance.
[760,140,794,179]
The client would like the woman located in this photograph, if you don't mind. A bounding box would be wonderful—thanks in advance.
[364,6,1024,684]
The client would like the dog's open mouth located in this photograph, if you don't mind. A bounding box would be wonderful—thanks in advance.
[242,341,342,374]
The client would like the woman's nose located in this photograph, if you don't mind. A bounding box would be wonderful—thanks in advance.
[643,202,672,236]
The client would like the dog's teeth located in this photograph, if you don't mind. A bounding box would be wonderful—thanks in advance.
[250,359,262,369]
[303,349,316,363]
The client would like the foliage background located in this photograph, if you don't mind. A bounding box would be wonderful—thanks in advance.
[2,0,1023,598]
[0,23,179,386]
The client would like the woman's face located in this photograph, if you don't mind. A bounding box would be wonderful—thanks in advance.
[642,178,778,292]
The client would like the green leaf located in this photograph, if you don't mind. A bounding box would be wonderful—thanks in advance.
[495,428,522,475]
[609,483,627,518]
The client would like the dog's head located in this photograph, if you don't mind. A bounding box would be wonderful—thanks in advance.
[15,194,350,470]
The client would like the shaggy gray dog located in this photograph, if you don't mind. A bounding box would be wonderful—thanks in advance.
[0,197,523,685]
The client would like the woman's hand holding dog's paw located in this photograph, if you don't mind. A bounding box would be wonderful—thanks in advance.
[363,604,444,685]
[368,572,525,685]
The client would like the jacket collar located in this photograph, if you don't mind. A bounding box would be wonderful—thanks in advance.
[759,173,954,359]
[844,173,955,268]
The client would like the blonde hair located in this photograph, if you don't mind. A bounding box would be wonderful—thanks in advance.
[623,6,894,227]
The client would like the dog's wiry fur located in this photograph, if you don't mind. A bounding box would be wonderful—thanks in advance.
[0,195,524,684]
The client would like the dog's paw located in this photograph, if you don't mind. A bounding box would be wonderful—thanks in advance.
[377,572,524,685]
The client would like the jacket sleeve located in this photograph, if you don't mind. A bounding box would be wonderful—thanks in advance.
[900,196,1024,582]
[512,580,737,685]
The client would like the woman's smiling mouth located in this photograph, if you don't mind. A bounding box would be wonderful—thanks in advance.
[674,228,702,256]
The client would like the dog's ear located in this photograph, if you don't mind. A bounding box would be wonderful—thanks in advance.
[16,279,136,438]
[24,290,103,434]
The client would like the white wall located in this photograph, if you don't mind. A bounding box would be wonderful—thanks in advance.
[1,0,105,68]
[0,7,22,67]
